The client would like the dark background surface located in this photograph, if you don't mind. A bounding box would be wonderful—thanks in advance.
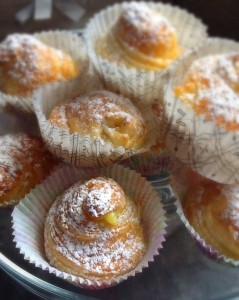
[0,0,239,41]
[0,0,239,299]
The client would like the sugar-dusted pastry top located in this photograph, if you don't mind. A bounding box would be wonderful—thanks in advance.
[0,34,79,96]
[44,176,146,280]
[175,53,239,131]
[49,90,147,150]
[96,2,181,71]
[182,180,239,259]
[0,133,57,203]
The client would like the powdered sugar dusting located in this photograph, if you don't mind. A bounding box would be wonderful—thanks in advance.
[0,34,43,59]
[67,90,142,127]
[197,77,239,123]
[49,90,146,149]
[190,53,239,87]
[54,177,139,239]
[0,134,23,186]
[83,177,123,217]
[121,2,174,45]
[52,224,144,276]
[0,133,56,199]
[178,53,239,127]
[0,33,71,90]
[0,34,46,84]
[45,177,146,279]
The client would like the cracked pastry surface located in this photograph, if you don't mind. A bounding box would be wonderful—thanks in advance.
[44,176,146,281]
[0,33,79,96]
[96,2,181,71]
[182,179,239,260]
[48,90,147,150]
[0,133,57,203]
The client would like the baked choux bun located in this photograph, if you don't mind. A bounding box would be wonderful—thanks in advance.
[0,133,58,204]
[48,90,147,150]
[0,34,79,96]
[44,176,146,281]
[113,2,181,70]
[182,180,239,260]
[86,1,207,104]
[174,53,239,132]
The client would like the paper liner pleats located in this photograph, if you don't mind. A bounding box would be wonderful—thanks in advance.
[12,164,167,288]
[33,76,159,168]
[163,38,239,185]
[120,146,172,177]
[0,30,88,114]
[85,1,207,104]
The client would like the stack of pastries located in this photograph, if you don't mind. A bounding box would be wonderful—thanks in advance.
[5,0,239,291]
[0,3,168,285]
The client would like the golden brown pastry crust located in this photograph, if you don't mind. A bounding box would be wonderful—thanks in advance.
[97,3,181,71]
[0,133,57,203]
[44,176,146,281]
[48,90,147,150]
[0,34,79,96]
[183,180,239,260]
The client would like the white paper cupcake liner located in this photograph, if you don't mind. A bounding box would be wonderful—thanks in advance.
[0,30,88,114]
[85,1,207,104]
[163,38,239,185]
[33,75,159,168]
[12,163,167,288]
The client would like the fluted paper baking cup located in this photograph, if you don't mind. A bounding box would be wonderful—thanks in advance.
[121,145,172,176]
[12,164,167,288]
[163,38,239,185]
[33,76,159,167]
[0,31,88,114]
[85,1,207,104]
[175,200,226,262]
[175,197,239,266]
[170,161,239,266]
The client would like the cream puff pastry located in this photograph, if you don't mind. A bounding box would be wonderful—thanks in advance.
[97,2,181,71]
[183,180,239,260]
[0,133,57,203]
[0,33,79,96]
[48,90,147,150]
[44,176,146,280]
